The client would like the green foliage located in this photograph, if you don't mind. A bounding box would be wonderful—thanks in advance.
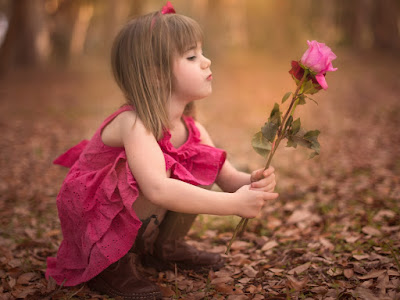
[269,103,282,126]
[298,94,306,105]
[301,79,320,95]
[282,92,292,104]
[261,122,278,142]
[286,128,320,159]
[251,131,272,158]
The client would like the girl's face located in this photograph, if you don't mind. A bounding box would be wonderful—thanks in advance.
[171,42,212,102]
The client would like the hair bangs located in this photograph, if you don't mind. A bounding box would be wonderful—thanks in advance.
[166,14,204,55]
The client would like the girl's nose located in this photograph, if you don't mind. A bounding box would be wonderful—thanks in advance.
[201,56,211,69]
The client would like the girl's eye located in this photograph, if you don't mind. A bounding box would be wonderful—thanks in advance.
[187,56,196,61]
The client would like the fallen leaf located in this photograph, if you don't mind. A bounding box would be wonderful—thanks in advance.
[361,226,381,236]
[214,283,243,295]
[357,269,386,280]
[353,287,379,300]
[230,241,250,251]
[261,240,278,251]
[268,268,285,275]
[344,268,354,279]
[286,275,309,291]
[287,210,312,224]
[288,262,311,275]
[16,272,38,285]
[243,265,258,278]
[159,285,175,297]
[319,237,334,250]
[327,268,343,277]
[210,276,233,285]
[353,254,369,260]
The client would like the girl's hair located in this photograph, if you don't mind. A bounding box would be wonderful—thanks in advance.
[111,11,203,140]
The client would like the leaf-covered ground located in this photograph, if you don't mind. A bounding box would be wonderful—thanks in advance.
[0,50,399,299]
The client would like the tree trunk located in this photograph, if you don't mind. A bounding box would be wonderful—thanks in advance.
[372,0,400,50]
[0,0,45,73]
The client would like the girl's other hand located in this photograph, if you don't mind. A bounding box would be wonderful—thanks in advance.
[234,185,279,219]
[250,166,276,192]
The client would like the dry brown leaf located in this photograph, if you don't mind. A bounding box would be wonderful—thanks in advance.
[353,254,369,260]
[210,276,233,285]
[214,283,243,295]
[268,268,285,275]
[159,285,175,297]
[245,284,258,293]
[360,279,374,288]
[327,268,343,277]
[261,240,278,251]
[388,269,400,276]
[11,287,37,299]
[344,268,354,279]
[353,287,379,300]
[243,265,258,278]
[226,295,248,300]
[319,237,334,250]
[361,226,382,236]
[287,210,312,224]
[16,272,38,285]
[266,216,282,230]
[288,262,311,275]
[357,269,386,280]
[373,209,396,222]
[344,236,360,243]
[376,272,390,293]
[238,277,252,284]
[230,241,250,251]
[286,275,309,291]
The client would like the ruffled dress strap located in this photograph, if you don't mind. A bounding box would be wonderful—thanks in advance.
[53,105,133,168]
[158,116,227,186]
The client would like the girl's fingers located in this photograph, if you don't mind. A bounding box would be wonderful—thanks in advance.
[250,182,276,192]
[263,192,279,200]
[263,166,275,177]
[251,168,263,182]
[251,176,275,188]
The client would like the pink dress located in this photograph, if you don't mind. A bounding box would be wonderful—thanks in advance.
[46,105,226,286]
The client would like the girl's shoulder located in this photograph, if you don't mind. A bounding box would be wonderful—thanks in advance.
[101,109,138,148]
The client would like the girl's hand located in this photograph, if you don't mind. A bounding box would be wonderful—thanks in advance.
[234,184,279,219]
[250,166,276,192]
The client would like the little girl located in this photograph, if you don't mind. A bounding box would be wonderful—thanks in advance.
[46,2,278,299]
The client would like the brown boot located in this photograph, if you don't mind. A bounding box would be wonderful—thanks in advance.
[88,252,162,300]
[145,239,225,273]
[142,211,225,272]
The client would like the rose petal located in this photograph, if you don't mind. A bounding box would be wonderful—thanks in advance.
[315,74,328,90]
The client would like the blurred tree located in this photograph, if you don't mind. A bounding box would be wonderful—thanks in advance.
[338,0,400,50]
[0,0,47,73]
[372,0,400,50]
[49,0,93,63]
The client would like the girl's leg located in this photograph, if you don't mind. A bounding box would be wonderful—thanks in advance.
[132,192,168,255]
[150,185,225,272]
[156,183,211,242]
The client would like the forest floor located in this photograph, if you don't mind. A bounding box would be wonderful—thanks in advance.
[0,48,399,299]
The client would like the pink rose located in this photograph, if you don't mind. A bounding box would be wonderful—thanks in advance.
[300,40,337,90]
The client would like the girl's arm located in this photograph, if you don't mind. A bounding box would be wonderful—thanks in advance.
[195,121,276,193]
[120,112,278,219]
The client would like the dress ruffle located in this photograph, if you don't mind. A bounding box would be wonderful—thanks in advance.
[46,107,226,286]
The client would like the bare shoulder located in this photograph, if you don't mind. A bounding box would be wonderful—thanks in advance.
[101,110,138,147]
[194,121,215,146]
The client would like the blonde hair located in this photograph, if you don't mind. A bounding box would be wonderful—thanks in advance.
[111,12,203,140]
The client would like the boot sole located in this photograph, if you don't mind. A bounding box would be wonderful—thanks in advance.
[88,275,163,300]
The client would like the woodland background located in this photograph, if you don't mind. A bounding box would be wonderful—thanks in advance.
[0,0,399,299]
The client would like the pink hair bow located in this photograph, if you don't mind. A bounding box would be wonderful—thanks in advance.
[161,1,176,14]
